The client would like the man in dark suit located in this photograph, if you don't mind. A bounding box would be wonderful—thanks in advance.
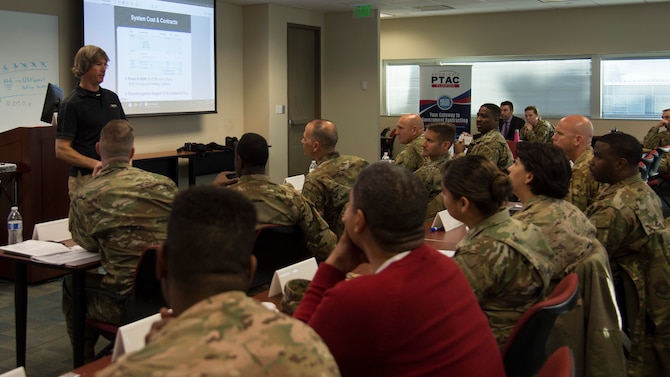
[498,100,525,140]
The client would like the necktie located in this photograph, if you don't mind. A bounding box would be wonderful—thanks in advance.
[502,120,510,136]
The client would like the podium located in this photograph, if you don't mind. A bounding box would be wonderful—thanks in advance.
[0,126,70,282]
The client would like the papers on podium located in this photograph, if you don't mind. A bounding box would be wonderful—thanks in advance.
[283,174,305,192]
[112,313,162,362]
[268,257,318,297]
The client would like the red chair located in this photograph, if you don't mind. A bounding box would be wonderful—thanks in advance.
[537,346,575,377]
[502,273,579,377]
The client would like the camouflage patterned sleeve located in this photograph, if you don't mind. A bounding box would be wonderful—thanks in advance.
[295,196,337,261]
[588,206,630,259]
[643,127,660,149]
[519,120,554,143]
[469,138,510,170]
[395,136,425,172]
[452,239,508,300]
[394,148,423,172]
[68,197,100,252]
[301,176,325,213]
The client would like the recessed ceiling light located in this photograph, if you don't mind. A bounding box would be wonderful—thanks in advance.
[416,5,454,11]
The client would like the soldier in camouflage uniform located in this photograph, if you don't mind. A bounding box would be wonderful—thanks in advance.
[215,133,336,261]
[413,122,455,220]
[441,155,555,349]
[552,114,606,212]
[301,119,369,237]
[394,113,427,171]
[586,133,669,377]
[453,104,514,171]
[519,106,554,142]
[97,185,341,377]
[509,142,627,376]
[642,108,670,174]
[65,120,177,360]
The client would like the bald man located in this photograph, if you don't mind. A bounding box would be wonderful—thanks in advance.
[394,114,427,172]
[302,119,369,237]
[552,115,606,212]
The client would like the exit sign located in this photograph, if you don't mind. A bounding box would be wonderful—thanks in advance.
[354,5,372,18]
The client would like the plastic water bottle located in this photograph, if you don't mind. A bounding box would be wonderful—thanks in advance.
[7,206,23,245]
[513,129,520,142]
[381,152,392,162]
[308,160,317,173]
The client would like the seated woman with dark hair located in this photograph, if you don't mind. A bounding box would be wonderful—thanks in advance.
[508,141,603,284]
[441,155,555,349]
[507,143,626,377]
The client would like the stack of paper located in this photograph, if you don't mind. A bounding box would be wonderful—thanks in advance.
[0,240,99,266]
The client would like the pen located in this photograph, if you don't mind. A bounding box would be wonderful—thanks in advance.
[430,226,444,232]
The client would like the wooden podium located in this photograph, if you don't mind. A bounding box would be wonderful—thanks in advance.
[0,126,70,282]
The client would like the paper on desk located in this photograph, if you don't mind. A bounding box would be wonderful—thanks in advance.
[0,240,71,257]
[31,249,100,266]
[283,174,305,191]
[431,210,464,232]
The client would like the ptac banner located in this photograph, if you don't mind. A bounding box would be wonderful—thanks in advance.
[419,65,472,135]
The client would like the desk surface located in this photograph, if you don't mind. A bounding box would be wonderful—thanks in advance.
[134,150,196,160]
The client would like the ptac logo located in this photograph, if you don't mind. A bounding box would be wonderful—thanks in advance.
[431,70,460,88]
[437,96,453,110]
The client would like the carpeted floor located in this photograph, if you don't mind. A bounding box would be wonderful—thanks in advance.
[0,278,110,377]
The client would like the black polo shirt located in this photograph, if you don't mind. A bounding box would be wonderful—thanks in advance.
[56,85,126,176]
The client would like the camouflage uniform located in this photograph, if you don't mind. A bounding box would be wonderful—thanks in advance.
[414,153,450,220]
[565,146,605,212]
[519,119,554,143]
[302,152,369,237]
[66,161,177,357]
[395,133,426,172]
[514,196,628,377]
[97,291,341,377]
[586,174,669,377]
[453,209,554,349]
[459,130,514,170]
[513,195,596,284]
[642,126,670,174]
[229,174,336,261]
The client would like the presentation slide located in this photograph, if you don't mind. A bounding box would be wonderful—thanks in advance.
[83,0,215,116]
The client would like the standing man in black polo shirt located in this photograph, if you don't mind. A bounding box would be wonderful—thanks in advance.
[56,45,126,197]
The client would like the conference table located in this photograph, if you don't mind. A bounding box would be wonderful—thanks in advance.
[0,250,101,369]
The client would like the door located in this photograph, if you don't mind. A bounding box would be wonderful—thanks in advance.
[287,24,321,176]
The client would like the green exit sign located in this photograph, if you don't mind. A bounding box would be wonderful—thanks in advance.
[354,5,372,18]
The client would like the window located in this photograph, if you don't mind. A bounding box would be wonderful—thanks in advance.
[384,59,591,118]
[601,58,670,119]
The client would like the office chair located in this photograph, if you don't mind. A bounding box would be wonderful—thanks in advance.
[536,346,575,377]
[249,225,310,293]
[86,245,167,358]
[502,273,579,377]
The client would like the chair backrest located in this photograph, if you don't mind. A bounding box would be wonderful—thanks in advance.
[124,245,168,322]
[502,273,579,377]
[537,346,575,377]
[251,225,310,290]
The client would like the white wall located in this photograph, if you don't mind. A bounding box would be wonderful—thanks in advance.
[380,2,670,140]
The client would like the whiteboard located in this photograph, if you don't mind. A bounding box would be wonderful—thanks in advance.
[0,10,59,132]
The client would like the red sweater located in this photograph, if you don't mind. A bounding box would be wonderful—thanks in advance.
[294,244,505,377]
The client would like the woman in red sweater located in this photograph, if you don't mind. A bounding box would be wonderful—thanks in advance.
[294,162,505,377]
